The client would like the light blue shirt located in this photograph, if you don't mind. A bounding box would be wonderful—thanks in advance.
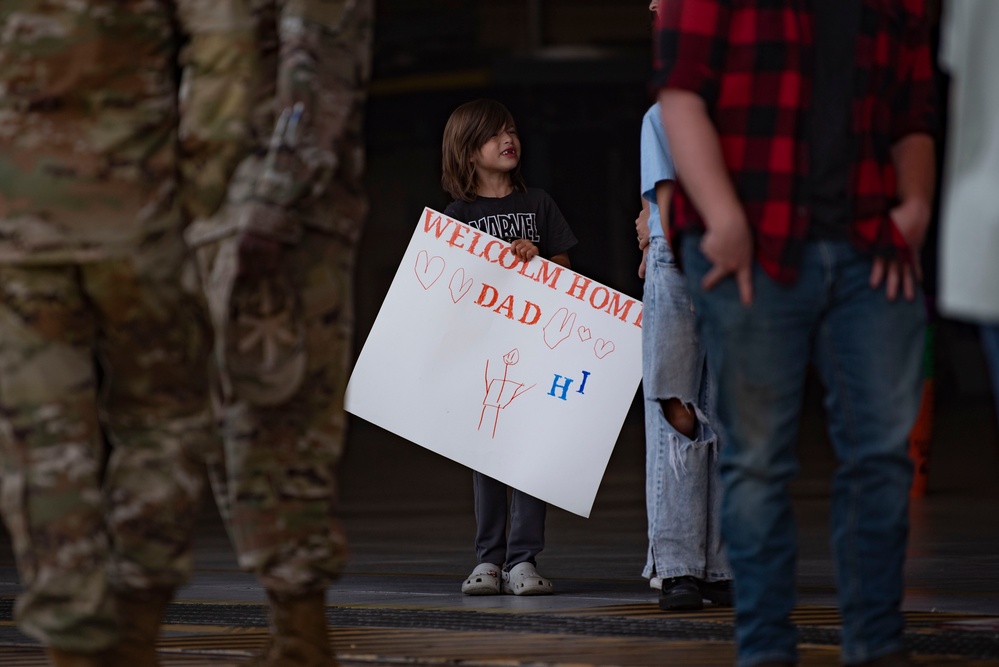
[640,103,676,240]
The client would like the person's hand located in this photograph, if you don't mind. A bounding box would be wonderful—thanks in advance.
[636,208,651,279]
[636,208,651,251]
[869,198,931,301]
[237,231,283,276]
[700,216,754,306]
[510,238,539,262]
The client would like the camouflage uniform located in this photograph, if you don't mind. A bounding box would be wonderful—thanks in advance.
[0,0,255,653]
[186,0,374,596]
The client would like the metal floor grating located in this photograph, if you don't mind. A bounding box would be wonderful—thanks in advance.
[3,598,998,666]
[1,624,997,667]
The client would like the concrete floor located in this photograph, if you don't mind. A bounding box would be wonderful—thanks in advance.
[343,400,999,610]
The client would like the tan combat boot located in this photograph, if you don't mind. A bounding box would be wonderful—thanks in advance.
[104,586,174,667]
[45,647,107,667]
[246,590,336,666]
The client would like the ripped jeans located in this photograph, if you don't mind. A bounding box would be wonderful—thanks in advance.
[641,238,729,583]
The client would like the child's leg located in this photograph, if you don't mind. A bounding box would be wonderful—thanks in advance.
[506,489,546,568]
[472,471,508,565]
[502,491,552,595]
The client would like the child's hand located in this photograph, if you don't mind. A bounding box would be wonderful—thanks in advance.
[510,239,539,262]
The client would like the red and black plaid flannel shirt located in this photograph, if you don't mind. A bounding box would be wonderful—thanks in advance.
[652,0,937,283]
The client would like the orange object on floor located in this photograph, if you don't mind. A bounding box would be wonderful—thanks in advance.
[909,378,934,497]
[909,324,935,497]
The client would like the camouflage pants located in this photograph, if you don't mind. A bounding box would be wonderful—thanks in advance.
[0,240,215,651]
[198,230,354,596]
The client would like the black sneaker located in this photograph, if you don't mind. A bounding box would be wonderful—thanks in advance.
[658,576,703,612]
[699,579,733,606]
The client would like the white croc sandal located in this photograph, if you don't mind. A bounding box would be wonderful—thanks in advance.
[462,563,501,595]
[502,562,554,596]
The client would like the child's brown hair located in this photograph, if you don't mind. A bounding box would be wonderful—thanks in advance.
[441,98,528,202]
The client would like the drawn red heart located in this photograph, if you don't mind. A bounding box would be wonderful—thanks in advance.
[449,268,473,303]
[594,338,615,359]
[414,250,445,290]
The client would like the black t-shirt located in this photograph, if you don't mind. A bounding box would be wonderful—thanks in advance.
[443,188,578,260]
[805,0,862,240]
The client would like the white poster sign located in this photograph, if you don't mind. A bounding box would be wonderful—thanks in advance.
[345,208,643,517]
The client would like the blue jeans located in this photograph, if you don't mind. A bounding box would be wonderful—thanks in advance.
[681,236,924,666]
[642,238,728,583]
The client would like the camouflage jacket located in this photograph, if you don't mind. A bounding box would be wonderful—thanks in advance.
[185,0,374,247]
[0,0,257,264]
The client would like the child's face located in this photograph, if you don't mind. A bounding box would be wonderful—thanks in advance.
[472,124,520,177]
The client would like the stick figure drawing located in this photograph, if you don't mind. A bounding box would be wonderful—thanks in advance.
[479,348,535,438]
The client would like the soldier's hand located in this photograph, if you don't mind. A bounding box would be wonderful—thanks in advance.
[255,103,330,210]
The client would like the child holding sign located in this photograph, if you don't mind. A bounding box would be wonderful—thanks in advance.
[441,98,577,595]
